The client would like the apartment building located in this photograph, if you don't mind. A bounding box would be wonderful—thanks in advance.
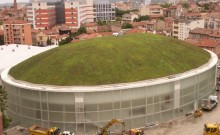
[140,4,163,16]
[203,12,220,30]
[4,20,32,45]
[189,28,220,40]
[122,12,138,22]
[93,0,116,22]
[173,17,204,40]
[64,0,94,28]
[27,1,57,30]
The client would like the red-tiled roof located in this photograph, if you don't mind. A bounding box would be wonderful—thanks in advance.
[42,30,57,35]
[131,21,147,27]
[31,29,40,33]
[126,28,146,34]
[169,5,177,9]
[190,28,220,37]
[198,39,220,47]
[187,39,220,48]
[4,20,29,24]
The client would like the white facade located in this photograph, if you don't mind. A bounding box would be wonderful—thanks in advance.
[173,19,205,40]
[93,2,116,22]
[122,13,138,22]
[140,4,163,16]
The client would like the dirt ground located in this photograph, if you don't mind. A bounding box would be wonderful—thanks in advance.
[144,106,220,135]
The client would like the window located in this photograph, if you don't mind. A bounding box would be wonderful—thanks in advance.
[71,2,73,5]
[38,3,40,6]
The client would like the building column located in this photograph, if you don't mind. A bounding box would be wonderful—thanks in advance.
[0,112,3,135]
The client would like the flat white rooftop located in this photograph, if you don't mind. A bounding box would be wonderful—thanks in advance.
[0,44,57,84]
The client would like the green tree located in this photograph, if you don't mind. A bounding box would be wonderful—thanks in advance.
[203,3,210,10]
[139,15,150,21]
[116,17,122,22]
[0,86,11,129]
[59,36,73,46]
[97,19,106,26]
[122,22,133,29]
[76,26,87,36]
[46,38,52,45]
[133,16,150,22]
[182,2,189,8]
[160,3,172,8]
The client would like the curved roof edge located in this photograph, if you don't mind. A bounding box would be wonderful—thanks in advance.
[1,50,218,92]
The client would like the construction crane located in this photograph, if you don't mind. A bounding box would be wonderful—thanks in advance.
[98,119,125,135]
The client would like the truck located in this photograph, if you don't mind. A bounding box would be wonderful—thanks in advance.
[204,123,220,135]
[28,125,62,135]
[201,95,218,111]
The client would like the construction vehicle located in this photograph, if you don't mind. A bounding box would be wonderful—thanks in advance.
[194,108,202,118]
[202,95,218,111]
[203,123,220,135]
[128,128,144,135]
[98,119,125,135]
[28,125,62,135]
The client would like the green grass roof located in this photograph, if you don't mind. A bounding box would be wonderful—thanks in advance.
[9,33,210,86]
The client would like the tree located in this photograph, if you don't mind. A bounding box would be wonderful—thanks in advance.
[59,36,73,46]
[160,3,172,8]
[182,2,189,8]
[203,3,210,10]
[97,19,106,26]
[115,8,137,17]
[76,26,87,36]
[115,17,122,22]
[122,22,133,29]
[0,86,11,129]
[133,16,150,22]
[46,38,52,45]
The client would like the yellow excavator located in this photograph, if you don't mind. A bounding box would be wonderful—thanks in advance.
[98,119,125,135]
[203,123,220,135]
[128,128,144,135]
[194,108,203,118]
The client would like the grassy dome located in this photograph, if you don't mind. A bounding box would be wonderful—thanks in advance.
[9,33,210,86]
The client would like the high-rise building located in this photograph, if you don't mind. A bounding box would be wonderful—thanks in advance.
[4,20,32,45]
[64,0,94,28]
[27,0,115,29]
[27,1,57,29]
[93,0,116,22]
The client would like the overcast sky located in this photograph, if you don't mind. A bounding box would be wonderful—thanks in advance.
[0,0,29,4]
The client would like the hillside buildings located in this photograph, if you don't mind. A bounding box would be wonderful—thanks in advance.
[3,20,32,45]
